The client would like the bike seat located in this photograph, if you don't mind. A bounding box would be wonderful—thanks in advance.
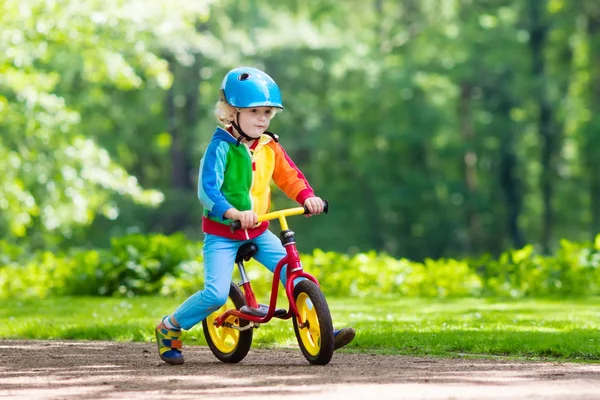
[235,242,258,263]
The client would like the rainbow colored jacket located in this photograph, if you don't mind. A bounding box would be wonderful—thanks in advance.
[198,127,314,239]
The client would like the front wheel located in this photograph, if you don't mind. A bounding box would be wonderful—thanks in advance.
[292,280,334,365]
[202,283,253,363]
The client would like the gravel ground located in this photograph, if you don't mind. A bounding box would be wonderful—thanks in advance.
[1,340,599,400]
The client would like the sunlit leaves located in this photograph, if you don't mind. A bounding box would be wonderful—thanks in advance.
[0,0,212,239]
[1,0,598,259]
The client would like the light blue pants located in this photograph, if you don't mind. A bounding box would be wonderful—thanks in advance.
[173,229,289,330]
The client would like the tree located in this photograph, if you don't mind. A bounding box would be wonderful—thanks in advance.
[0,0,213,244]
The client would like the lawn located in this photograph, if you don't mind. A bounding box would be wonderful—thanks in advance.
[1,296,599,362]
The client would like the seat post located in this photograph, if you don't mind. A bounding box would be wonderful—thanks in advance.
[237,261,250,285]
[236,260,259,309]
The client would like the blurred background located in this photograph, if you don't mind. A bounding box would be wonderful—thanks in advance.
[2,0,600,262]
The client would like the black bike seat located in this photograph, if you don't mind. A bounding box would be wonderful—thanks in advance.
[235,242,258,263]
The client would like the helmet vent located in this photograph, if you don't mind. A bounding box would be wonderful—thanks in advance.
[238,73,250,81]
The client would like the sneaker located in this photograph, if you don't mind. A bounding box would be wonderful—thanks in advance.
[333,327,355,350]
[155,321,184,365]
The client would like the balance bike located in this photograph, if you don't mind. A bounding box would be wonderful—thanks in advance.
[201,201,334,365]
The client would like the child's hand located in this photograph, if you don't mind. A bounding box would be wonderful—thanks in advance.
[234,210,259,229]
[303,197,324,216]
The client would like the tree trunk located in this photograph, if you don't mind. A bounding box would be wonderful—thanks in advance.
[167,61,188,192]
[587,14,600,238]
[165,54,199,233]
[459,82,481,252]
[498,100,525,248]
[592,171,600,237]
[181,55,201,191]
[528,0,555,254]
[484,68,526,250]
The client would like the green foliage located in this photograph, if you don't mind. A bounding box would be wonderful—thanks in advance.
[0,0,214,240]
[302,250,483,298]
[4,0,600,263]
[99,234,203,296]
[0,233,202,298]
[1,233,600,300]
[472,238,600,297]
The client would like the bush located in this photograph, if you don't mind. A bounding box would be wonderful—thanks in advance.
[1,234,600,299]
[0,234,203,298]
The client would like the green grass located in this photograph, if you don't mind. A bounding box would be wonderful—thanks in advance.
[1,296,599,362]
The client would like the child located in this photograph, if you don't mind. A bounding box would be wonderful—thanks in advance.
[155,67,355,365]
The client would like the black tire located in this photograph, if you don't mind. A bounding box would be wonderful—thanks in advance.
[292,280,334,365]
[202,283,253,363]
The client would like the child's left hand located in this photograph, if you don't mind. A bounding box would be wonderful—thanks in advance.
[303,196,324,216]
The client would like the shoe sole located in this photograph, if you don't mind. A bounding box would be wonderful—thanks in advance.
[334,328,356,350]
[159,354,184,365]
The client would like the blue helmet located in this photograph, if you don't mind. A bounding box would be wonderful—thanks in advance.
[220,67,284,110]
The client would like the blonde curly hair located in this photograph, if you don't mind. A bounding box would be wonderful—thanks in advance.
[214,100,237,127]
[214,100,279,127]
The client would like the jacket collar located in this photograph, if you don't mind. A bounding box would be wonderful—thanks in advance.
[213,126,238,144]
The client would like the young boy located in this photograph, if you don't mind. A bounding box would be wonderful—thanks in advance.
[155,67,355,365]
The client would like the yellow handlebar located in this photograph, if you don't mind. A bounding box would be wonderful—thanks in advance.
[258,207,306,231]
[229,200,329,232]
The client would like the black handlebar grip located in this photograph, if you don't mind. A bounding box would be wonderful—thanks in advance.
[230,220,242,233]
[303,200,329,215]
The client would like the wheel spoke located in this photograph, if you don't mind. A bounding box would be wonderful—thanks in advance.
[296,292,321,355]
[208,299,241,352]
[224,329,237,346]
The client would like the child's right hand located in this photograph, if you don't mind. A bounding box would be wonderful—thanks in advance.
[231,210,258,229]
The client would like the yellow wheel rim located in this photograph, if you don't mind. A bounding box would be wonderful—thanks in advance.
[206,298,241,353]
[296,293,321,356]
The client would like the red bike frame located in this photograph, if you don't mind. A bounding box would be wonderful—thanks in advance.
[212,205,325,328]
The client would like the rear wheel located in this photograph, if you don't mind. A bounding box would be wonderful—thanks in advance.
[292,280,334,365]
[202,283,253,363]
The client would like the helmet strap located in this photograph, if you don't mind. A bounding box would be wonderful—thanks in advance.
[230,111,254,146]
[230,111,279,145]
[263,131,279,143]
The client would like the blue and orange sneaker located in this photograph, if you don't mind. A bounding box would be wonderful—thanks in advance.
[334,327,355,350]
[155,320,184,365]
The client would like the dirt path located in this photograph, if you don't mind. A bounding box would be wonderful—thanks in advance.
[0,340,599,400]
